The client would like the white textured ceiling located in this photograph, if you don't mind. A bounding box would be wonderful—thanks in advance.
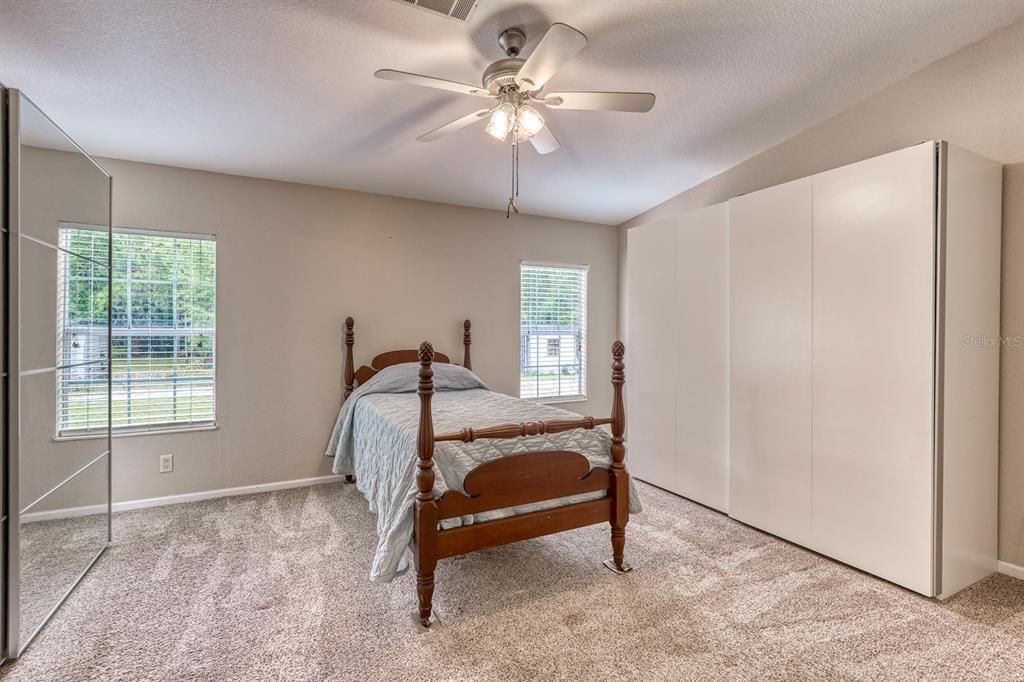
[2,0,1023,225]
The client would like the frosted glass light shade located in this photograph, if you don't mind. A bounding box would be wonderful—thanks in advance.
[516,105,545,140]
[486,103,516,141]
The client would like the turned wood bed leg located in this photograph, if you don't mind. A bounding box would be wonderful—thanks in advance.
[463,319,472,371]
[414,342,439,627]
[608,340,632,573]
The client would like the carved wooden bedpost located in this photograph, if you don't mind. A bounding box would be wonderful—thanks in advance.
[463,319,472,371]
[342,319,358,483]
[609,340,631,572]
[343,317,355,400]
[343,317,356,483]
[413,341,439,627]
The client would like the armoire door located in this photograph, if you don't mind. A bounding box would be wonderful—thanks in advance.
[728,177,813,546]
[674,203,729,511]
[625,218,677,488]
[811,143,937,595]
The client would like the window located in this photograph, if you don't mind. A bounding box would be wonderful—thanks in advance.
[57,225,216,436]
[520,263,587,401]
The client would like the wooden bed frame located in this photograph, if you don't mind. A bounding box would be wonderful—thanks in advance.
[341,317,631,627]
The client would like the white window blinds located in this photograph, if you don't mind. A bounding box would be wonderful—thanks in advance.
[57,225,216,435]
[520,263,588,401]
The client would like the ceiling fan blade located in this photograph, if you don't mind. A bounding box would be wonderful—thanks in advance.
[514,23,587,91]
[375,69,492,98]
[417,109,492,142]
[543,91,656,113]
[529,125,560,155]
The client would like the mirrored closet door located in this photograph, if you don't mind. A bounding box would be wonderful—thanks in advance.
[3,87,112,659]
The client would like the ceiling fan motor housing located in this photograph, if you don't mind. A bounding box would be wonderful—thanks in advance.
[482,57,526,94]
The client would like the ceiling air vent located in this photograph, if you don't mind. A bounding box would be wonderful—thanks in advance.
[395,0,478,23]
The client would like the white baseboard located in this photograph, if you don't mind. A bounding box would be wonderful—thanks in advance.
[998,560,1024,581]
[21,474,346,523]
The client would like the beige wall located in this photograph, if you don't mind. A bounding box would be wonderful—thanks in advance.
[617,20,1024,566]
[80,159,618,504]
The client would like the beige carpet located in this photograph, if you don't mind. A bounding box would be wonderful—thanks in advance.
[2,481,1024,681]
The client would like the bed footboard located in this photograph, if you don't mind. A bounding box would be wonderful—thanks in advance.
[436,450,610,520]
[411,340,630,627]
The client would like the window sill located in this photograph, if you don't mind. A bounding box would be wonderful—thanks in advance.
[54,423,218,442]
[522,395,588,406]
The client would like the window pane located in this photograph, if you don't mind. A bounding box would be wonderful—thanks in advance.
[111,281,128,327]
[58,226,216,435]
[111,234,129,278]
[519,264,587,400]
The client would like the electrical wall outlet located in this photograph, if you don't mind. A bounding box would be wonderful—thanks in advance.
[159,454,174,473]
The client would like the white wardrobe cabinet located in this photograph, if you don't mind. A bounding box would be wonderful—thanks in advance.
[728,141,1001,598]
[626,218,678,490]
[626,204,730,512]
[728,178,813,547]
[675,204,730,511]
[810,143,939,594]
[629,141,1001,599]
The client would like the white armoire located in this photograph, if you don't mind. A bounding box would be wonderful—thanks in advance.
[627,142,1002,598]
[626,203,730,512]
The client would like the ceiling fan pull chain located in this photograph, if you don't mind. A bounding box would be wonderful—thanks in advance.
[515,134,520,199]
[507,139,515,218]
[507,131,520,218]
[507,137,514,218]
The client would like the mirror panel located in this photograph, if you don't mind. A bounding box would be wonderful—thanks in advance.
[18,97,111,253]
[20,238,110,386]
[18,367,109,513]
[18,453,108,650]
[1,83,8,662]
[11,91,112,656]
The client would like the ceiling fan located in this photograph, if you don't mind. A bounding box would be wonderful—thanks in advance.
[374,23,656,155]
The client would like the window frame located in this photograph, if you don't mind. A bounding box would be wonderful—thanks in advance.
[55,223,218,439]
[518,260,589,404]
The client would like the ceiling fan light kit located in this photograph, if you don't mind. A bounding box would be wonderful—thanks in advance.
[484,89,545,142]
[375,22,656,212]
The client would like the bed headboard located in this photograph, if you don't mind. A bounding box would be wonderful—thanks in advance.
[342,318,471,399]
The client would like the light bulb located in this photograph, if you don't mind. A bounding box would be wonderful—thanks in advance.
[486,103,516,141]
[515,105,545,140]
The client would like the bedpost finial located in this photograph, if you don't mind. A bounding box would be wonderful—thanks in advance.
[418,341,435,364]
[464,319,471,331]
[612,340,625,359]
[345,316,354,330]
